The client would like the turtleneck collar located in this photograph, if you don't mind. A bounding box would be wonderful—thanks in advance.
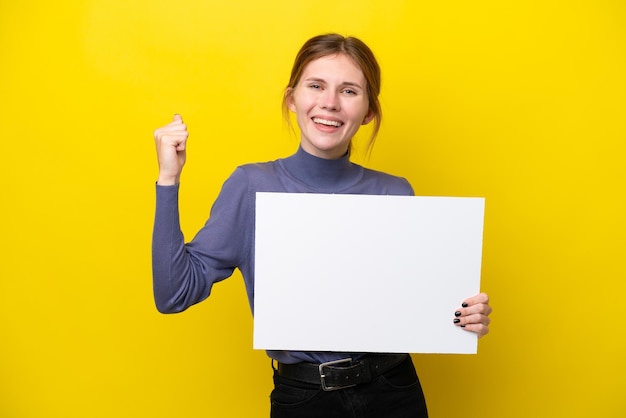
[278,146,364,192]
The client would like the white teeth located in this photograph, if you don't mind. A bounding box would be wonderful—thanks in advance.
[313,117,342,127]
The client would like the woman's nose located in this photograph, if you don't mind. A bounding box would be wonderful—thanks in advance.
[320,90,340,111]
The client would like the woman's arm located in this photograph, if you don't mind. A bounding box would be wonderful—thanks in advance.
[151,115,247,313]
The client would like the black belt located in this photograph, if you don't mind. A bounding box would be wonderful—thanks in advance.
[276,353,408,391]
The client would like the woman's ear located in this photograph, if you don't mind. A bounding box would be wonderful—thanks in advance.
[285,87,296,112]
[362,109,375,125]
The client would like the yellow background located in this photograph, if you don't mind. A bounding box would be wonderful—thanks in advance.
[1,1,624,417]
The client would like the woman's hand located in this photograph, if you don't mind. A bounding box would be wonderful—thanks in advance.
[454,292,492,338]
[154,114,188,185]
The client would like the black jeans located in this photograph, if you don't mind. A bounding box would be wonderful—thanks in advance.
[270,355,428,418]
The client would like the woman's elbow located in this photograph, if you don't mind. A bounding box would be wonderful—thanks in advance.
[154,296,186,314]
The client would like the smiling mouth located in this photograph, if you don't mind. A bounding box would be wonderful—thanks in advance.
[312,117,343,127]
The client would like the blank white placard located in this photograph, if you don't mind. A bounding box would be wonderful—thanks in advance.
[253,193,485,354]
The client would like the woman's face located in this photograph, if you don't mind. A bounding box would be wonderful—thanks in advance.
[286,54,374,160]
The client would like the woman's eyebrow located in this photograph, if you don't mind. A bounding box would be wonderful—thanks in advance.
[342,81,364,89]
[303,77,326,84]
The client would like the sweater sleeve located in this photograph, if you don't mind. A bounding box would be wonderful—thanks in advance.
[151,168,252,313]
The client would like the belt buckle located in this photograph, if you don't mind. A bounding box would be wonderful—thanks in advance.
[318,358,356,391]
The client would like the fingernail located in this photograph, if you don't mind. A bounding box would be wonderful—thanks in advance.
[460,325,466,328]
[462,303,469,308]
[455,311,461,317]
[454,318,460,324]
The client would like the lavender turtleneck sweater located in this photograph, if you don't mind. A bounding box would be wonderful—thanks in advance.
[152,146,414,364]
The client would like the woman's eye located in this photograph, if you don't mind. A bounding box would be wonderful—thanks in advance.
[309,84,321,89]
[344,89,356,95]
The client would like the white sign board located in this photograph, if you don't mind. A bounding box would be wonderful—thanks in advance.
[253,193,485,354]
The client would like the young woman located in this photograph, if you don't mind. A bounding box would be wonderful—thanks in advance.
[153,33,492,418]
